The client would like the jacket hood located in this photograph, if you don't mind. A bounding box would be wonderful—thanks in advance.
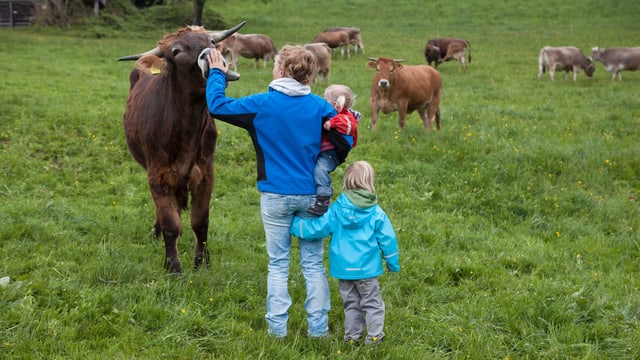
[268,78,311,96]
[335,192,377,230]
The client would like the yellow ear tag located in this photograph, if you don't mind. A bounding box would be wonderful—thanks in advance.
[150,66,161,75]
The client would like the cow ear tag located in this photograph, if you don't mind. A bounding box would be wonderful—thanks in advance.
[150,66,161,75]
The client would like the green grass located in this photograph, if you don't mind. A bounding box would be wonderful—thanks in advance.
[2,0,640,358]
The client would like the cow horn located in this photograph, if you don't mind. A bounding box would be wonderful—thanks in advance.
[226,70,240,82]
[117,21,247,61]
[210,21,247,44]
[117,47,162,61]
[367,57,378,61]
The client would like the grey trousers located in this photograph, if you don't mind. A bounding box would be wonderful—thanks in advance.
[338,277,385,344]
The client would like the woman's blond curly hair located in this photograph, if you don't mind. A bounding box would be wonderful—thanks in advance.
[276,45,317,85]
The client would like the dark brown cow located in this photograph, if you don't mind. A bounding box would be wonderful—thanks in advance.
[367,57,442,132]
[118,21,246,273]
[216,33,278,72]
[323,27,365,54]
[537,46,595,81]
[424,38,471,72]
[590,46,640,81]
[303,42,332,85]
[311,30,351,59]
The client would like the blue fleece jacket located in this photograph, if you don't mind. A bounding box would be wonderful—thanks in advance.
[206,69,336,194]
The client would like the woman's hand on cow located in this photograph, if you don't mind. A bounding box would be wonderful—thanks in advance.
[207,48,229,73]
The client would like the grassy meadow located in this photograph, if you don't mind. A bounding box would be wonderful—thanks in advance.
[1,0,639,358]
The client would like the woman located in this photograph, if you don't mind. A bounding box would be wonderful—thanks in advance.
[206,45,336,338]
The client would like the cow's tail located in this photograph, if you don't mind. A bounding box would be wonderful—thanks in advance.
[435,109,441,130]
[538,47,547,74]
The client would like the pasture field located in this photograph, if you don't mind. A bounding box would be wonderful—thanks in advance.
[1,0,639,358]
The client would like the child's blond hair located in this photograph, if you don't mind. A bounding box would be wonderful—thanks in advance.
[324,84,355,112]
[343,161,375,193]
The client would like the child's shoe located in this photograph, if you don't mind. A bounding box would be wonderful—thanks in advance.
[307,195,330,216]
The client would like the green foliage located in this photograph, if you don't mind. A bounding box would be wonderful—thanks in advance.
[2,0,640,358]
[36,0,229,39]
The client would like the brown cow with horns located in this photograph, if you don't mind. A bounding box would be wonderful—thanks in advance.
[118,21,246,273]
[367,57,442,132]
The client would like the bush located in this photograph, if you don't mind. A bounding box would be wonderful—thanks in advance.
[32,0,227,38]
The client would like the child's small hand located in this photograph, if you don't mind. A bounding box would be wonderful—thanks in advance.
[323,121,331,130]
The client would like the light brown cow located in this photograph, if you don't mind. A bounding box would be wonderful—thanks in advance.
[303,42,332,85]
[311,30,351,59]
[323,27,365,54]
[216,33,277,71]
[537,46,595,81]
[367,57,442,132]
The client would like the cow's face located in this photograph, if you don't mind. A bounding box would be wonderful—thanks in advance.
[424,45,441,62]
[585,62,596,78]
[160,30,212,78]
[367,57,403,89]
[118,21,246,83]
[589,47,603,61]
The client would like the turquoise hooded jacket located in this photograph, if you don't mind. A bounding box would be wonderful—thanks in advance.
[291,192,400,280]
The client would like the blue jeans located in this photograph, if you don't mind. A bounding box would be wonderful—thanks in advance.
[260,192,330,337]
[314,150,339,197]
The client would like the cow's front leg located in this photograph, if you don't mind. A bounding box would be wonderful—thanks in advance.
[159,204,183,274]
[151,182,183,273]
[418,108,431,132]
[397,101,409,129]
[191,213,210,269]
[398,112,407,129]
[370,104,380,131]
[190,173,213,270]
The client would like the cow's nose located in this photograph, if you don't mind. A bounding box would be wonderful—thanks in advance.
[378,79,389,88]
[198,48,212,79]
[199,48,211,61]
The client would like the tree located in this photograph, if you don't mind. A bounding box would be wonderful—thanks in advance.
[193,0,204,25]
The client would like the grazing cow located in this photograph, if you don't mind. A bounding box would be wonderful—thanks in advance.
[367,57,442,132]
[323,26,365,54]
[118,21,246,273]
[311,30,351,59]
[216,33,277,72]
[303,42,332,85]
[590,46,640,81]
[537,46,595,81]
[424,38,471,72]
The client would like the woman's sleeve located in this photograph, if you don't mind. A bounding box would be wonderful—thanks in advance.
[206,69,259,129]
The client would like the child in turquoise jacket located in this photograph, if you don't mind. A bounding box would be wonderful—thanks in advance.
[291,161,399,345]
